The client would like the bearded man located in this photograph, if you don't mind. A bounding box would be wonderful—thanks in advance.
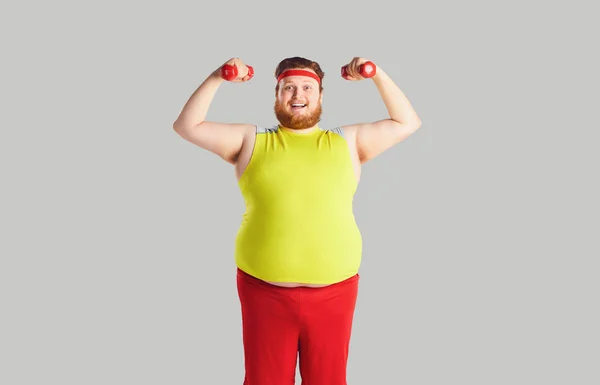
[173,56,421,385]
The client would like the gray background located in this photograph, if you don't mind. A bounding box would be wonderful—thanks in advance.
[1,0,598,384]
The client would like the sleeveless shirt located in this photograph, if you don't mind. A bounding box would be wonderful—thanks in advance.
[235,125,362,284]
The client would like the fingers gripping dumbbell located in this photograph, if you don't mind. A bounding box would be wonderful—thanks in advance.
[220,64,254,81]
[341,61,376,80]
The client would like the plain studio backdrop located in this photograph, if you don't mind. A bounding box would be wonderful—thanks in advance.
[1,0,598,384]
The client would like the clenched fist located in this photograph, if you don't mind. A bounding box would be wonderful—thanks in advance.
[217,57,254,82]
[341,57,377,81]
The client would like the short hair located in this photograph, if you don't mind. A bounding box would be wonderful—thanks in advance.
[274,57,324,93]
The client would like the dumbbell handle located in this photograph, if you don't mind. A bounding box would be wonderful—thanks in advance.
[341,61,376,80]
[220,64,254,81]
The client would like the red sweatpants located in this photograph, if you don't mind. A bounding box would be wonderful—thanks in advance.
[236,268,359,385]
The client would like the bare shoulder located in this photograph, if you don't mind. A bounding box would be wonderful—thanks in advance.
[339,124,359,139]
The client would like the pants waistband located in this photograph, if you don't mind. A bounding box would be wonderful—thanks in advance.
[236,268,359,291]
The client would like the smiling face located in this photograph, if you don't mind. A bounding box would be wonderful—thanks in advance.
[274,70,323,130]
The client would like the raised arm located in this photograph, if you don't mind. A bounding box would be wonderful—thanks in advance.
[341,57,422,164]
[172,58,255,164]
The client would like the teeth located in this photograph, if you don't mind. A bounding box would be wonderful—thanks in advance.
[292,104,306,107]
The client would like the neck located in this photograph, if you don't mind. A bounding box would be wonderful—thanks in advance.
[279,124,319,134]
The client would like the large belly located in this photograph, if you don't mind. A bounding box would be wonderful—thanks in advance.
[234,207,362,285]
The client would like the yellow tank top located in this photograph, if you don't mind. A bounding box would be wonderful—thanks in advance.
[235,124,362,284]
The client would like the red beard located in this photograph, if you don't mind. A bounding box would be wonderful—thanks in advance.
[274,100,322,130]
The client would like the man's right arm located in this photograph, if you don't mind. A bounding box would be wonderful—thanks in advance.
[172,58,254,165]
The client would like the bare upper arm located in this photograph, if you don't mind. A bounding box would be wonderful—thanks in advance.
[343,119,421,164]
[173,121,255,164]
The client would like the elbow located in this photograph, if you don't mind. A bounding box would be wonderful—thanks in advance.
[392,116,421,132]
[172,119,184,133]
[173,120,200,134]
[173,121,193,140]
[407,115,422,132]
[410,112,422,127]
[414,117,422,130]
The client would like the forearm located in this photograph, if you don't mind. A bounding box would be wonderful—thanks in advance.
[372,69,421,125]
[173,70,224,129]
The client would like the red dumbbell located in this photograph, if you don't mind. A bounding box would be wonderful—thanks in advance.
[220,64,254,81]
[341,61,376,80]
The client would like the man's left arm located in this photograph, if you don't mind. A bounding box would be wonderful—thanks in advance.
[342,58,422,164]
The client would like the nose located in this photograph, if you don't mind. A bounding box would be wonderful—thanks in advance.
[293,87,305,97]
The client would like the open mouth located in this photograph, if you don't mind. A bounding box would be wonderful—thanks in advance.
[291,103,306,110]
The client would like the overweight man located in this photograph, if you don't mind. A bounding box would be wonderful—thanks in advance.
[173,56,421,385]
